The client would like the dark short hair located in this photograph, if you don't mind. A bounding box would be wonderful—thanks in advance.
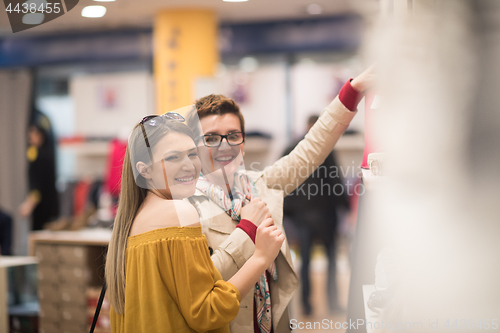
[194,94,245,133]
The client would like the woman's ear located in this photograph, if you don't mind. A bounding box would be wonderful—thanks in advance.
[136,162,152,179]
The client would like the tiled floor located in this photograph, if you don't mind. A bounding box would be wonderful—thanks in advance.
[288,243,351,333]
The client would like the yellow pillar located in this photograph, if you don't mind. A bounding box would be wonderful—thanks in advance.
[154,9,218,115]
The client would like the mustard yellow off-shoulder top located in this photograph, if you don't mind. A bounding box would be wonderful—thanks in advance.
[110,226,241,333]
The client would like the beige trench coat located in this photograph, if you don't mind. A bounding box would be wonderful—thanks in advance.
[188,97,356,333]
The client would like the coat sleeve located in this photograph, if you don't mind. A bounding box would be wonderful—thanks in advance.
[187,197,256,281]
[261,97,356,196]
[210,227,256,281]
[160,236,241,332]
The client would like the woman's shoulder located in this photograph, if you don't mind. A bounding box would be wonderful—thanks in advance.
[130,200,200,237]
[151,199,200,227]
[147,199,200,226]
[170,200,200,227]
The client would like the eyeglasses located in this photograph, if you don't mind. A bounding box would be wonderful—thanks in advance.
[139,112,185,126]
[200,132,245,147]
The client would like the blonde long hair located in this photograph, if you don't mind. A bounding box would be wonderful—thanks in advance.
[105,121,195,314]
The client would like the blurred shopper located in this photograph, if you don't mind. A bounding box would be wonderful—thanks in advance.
[283,115,350,316]
[0,208,13,255]
[106,113,284,333]
[186,66,373,333]
[18,111,59,230]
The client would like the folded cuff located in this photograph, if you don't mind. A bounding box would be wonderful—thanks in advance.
[339,78,364,111]
[236,219,257,243]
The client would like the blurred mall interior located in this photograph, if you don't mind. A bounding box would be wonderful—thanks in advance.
[1,0,499,332]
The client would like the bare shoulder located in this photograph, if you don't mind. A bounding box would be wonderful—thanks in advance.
[130,200,199,235]
[151,199,199,227]
[171,200,200,227]
[150,199,200,227]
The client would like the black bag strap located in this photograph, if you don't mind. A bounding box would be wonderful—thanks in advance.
[89,281,107,333]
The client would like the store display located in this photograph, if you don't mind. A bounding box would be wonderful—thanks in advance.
[32,234,110,333]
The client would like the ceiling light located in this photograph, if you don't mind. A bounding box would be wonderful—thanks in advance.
[81,5,107,18]
[223,0,249,2]
[306,4,323,15]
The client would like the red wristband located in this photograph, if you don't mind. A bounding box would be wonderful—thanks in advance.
[236,219,257,243]
[339,78,364,112]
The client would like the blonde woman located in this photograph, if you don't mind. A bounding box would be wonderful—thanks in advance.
[105,112,284,333]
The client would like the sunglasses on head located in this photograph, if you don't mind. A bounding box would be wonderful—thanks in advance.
[139,111,186,162]
[139,112,185,127]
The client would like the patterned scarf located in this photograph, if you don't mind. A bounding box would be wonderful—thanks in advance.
[197,171,278,333]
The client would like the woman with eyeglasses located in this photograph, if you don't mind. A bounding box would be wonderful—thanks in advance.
[105,113,285,333]
[186,66,375,333]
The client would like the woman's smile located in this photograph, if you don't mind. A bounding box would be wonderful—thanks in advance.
[174,174,196,185]
[213,154,236,165]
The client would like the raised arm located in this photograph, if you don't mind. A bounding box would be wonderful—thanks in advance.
[262,65,375,196]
